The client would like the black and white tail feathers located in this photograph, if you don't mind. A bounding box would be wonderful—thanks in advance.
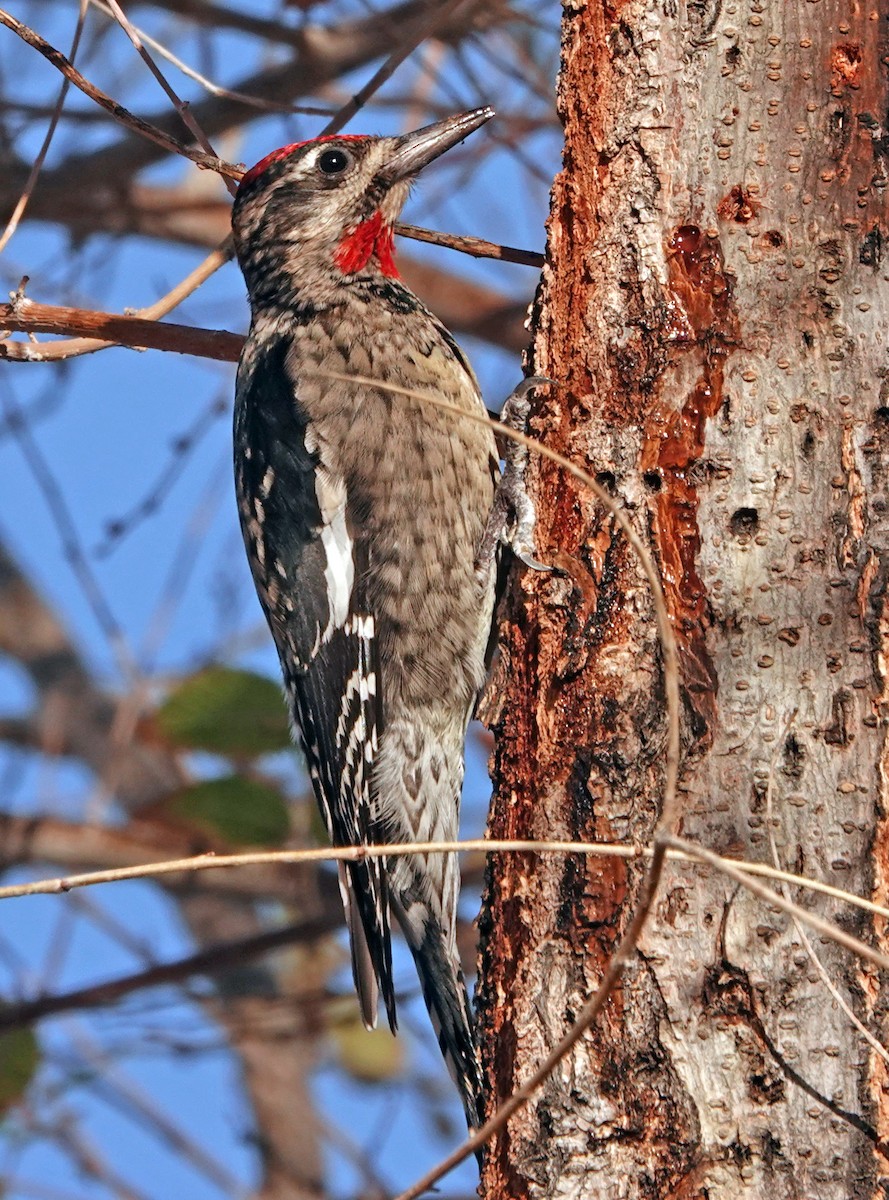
[278,604,396,1034]
[304,662,485,1131]
[391,886,484,1131]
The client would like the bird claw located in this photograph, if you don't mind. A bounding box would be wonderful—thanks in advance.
[476,376,554,575]
[512,545,552,573]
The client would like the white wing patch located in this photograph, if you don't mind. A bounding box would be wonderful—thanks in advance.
[319,485,354,636]
[304,427,355,641]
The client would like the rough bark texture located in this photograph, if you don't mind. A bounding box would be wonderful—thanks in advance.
[479,1,889,1196]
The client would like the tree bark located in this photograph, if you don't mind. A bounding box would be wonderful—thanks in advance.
[480,1,889,1196]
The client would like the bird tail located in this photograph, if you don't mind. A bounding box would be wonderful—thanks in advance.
[337,860,398,1032]
[391,884,485,1131]
[373,716,486,1131]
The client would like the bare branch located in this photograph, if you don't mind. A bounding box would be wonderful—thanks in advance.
[395,221,544,267]
[664,834,889,975]
[98,0,239,196]
[0,914,341,1034]
[0,299,242,362]
[0,811,339,905]
[321,0,480,137]
[0,261,531,360]
[5,832,889,925]
[41,0,504,187]
[0,1,88,254]
[0,10,239,180]
[88,0,335,115]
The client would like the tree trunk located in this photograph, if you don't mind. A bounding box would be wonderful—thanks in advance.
[479,2,889,1196]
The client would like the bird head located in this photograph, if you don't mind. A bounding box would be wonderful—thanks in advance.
[232,107,493,306]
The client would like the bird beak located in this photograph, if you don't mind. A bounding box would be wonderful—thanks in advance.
[379,107,494,185]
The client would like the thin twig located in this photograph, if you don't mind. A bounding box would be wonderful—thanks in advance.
[0,240,236,362]
[0,916,338,1033]
[70,1026,240,1193]
[95,393,228,557]
[45,1115,154,1200]
[0,224,542,363]
[0,387,137,682]
[0,1,89,254]
[664,835,889,974]
[134,237,234,319]
[97,0,238,197]
[3,839,889,925]
[88,0,334,115]
[395,221,544,266]
[0,839,626,899]
[320,0,478,137]
[0,10,240,181]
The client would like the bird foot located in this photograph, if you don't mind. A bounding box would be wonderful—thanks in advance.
[476,376,554,575]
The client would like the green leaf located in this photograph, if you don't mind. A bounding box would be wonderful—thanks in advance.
[157,667,291,757]
[166,775,291,846]
[331,1015,404,1084]
[0,1025,39,1116]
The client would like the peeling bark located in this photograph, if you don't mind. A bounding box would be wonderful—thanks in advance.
[480,1,889,1196]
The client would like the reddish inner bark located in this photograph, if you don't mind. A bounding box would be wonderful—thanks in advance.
[640,223,739,735]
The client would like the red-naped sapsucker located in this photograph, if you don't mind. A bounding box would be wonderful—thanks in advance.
[231,109,499,1129]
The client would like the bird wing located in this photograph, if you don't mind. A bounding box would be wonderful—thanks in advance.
[234,334,396,1030]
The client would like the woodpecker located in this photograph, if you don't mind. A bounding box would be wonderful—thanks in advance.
[231,108,499,1129]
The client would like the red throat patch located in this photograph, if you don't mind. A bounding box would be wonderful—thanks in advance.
[334,210,399,278]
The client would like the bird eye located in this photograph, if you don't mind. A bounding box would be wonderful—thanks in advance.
[317,148,351,175]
